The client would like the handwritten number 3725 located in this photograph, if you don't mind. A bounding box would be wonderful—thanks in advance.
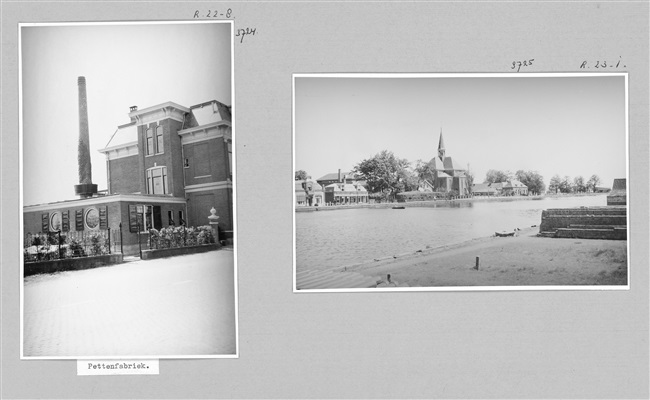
[512,59,534,72]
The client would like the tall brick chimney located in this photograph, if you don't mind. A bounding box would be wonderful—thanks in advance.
[74,76,98,198]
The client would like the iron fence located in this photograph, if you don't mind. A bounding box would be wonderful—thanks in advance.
[148,225,215,250]
[24,229,111,263]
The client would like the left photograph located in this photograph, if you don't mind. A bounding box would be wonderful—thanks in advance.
[20,21,237,358]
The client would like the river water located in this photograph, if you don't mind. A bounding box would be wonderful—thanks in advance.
[295,195,609,271]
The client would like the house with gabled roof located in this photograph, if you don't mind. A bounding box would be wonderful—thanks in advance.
[501,179,528,196]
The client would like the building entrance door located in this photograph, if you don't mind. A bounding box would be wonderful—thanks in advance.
[153,206,162,230]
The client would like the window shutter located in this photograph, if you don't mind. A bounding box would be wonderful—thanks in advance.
[75,209,84,231]
[41,213,49,233]
[129,205,139,233]
[99,206,108,229]
[62,210,70,232]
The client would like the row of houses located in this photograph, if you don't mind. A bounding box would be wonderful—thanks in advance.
[471,181,529,196]
[296,171,368,206]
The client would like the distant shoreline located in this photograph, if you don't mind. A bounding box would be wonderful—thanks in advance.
[295,193,608,212]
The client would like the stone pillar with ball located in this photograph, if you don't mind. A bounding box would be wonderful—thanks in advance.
[208,207,220,245]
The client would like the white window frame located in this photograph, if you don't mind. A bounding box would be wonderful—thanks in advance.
[146,166,169,195]
[146,127,154,156]
[155,125,164,154]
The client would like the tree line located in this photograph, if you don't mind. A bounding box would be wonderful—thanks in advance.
[296,150,603,198]
[548,174,601,194]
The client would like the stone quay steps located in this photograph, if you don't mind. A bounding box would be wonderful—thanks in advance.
[539,207,627,233]
[555,226,627,240]
[538,206,627,240]
[296,268,380,290]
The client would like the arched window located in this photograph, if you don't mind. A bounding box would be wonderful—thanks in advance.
[146,128,154,155]
[156,125,164,153]
[146,166,168,195]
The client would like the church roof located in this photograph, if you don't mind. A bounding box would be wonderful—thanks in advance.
[427,156,466,172]
[442,156,466,171]
[428,157,445,170]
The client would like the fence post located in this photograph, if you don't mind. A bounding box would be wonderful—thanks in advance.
[58,230,62,259]
[37,232,42,261]
[119,222,123,254]
[137,222,142,259]
[107,227,111,254]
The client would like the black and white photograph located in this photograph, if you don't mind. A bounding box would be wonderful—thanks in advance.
[3,1,648,399]
[294,73,628,291]
[20,21,237,358]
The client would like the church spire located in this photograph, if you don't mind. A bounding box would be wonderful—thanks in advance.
[438,128,446,159]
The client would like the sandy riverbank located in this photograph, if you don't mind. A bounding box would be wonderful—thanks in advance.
[348,227,627,287]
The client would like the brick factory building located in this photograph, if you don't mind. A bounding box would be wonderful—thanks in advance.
[23,77,233,256]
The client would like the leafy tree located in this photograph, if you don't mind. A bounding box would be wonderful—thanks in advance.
[515,170,545,195]
[295,170,308,181]
[414,159,434,181]
[559,175,573,193]
[398,167,420,192]
[586,175,601,192]
[354,150,411,200]
[484,169,513,184]
[573,176,586,193]
[465,169,475,191]
[549,174,562,193]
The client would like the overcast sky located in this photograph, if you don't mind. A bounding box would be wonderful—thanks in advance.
[21,21,232,206]
[294,74,627,189]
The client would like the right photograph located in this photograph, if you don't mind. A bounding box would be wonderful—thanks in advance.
[293,73,628,292]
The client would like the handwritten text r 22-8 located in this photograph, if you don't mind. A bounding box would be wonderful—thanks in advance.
[194,9,232,18]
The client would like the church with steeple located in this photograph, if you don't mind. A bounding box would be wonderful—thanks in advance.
[422,130,469,195]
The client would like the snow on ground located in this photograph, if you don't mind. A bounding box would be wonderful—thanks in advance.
[23,250,236,357]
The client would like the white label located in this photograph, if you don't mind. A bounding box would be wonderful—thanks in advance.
[77,360,159,376]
